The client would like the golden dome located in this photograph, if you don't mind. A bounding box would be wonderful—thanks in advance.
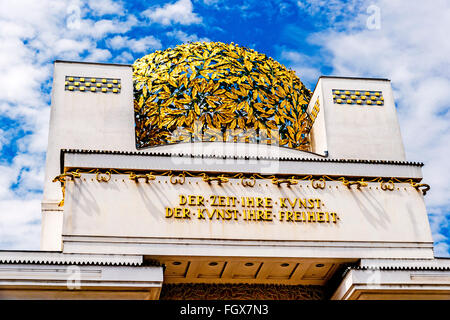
[133,41,313,150]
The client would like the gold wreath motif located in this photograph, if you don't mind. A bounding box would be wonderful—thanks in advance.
[129,173,156,183]
[52,171,81,182]
[311,178,326,189]
[241,176,256,187]
[410,182,431,196]
[340,178,367,189]
[380,180,395,191]
[201,174,229,185]
[96,171,111,182]
[271,177,298,186]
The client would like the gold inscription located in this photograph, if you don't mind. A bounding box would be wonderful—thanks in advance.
[165,194,340,224]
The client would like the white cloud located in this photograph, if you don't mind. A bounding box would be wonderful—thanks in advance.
[53,38,92,57]
[307,0,450,255]
[279,49,321,87]
[107,35,162,52]
[202,0,219,5]
[0,129,8,151]
[76,15,138,39]
[166,29,210,43]
[0,198,41,250]
[85,48,112,61]
[107,35,128,49]
[113,51,135,64]
[143,0,202,26]
[296,0,363,25]
[0,0,152,249]
[130,36,162,52]
[434,241,450,257]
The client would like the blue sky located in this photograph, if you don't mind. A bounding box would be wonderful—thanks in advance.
[0,0,449,256]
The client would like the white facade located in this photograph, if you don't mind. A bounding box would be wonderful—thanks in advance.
[0,61,448,300]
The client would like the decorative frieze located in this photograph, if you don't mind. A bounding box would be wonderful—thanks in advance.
[159,283,325,300]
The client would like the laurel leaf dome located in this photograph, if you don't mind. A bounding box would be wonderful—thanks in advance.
[133,41,313,150]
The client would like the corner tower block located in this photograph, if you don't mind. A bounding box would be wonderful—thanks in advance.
[41,61,133,250]
[307,76,406,161]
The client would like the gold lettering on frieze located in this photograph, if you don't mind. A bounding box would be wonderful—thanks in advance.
[165,194,340,225]
[165,207,191,219]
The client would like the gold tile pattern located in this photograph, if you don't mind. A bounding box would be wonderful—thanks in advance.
[310,98,320,124]
[332,89,383,106]
[65,76,121,93]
